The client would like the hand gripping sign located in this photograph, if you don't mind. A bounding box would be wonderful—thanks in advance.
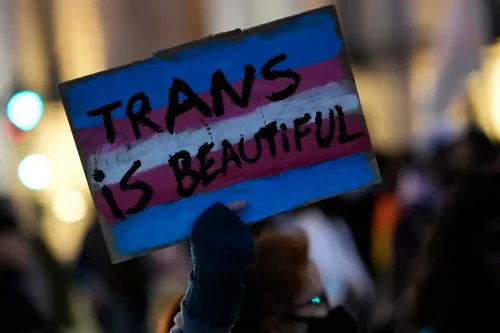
[58,5,380,263]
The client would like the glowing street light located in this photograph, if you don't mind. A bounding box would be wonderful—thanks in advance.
[52,189,87,223]
[17,153,51,190]
[7,91,44,131]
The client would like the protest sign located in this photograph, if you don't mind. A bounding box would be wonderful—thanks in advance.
[58,5,380,263]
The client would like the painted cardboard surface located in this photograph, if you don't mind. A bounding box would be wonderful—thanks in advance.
[58,5,380,263]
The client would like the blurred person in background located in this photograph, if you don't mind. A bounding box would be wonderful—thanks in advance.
[163,201,359,333]
[395,124,499,288]
[317,190,378,278]
[28,200,74,331]
[370,155,426,333]
[370,154,412,276]
[273,205,375,332]
[372,126,500,332]
[392,158,440,299]
[397,170,500,333]
[0,197,59,332]
[429,125,499,190]
[75,219,154,333]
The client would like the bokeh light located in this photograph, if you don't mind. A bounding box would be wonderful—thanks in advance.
[491,55,500,140]
[52,189,87,223]
[17,153,51,190]
[7,90,44,131]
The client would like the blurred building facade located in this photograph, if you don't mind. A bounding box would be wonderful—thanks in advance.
[0,0,15,196]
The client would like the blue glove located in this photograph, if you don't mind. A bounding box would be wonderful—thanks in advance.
[182,202,255,327]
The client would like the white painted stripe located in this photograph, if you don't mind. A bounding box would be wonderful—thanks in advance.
[90,81,361,185]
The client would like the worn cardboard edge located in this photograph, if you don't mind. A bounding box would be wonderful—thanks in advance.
[57,5,337,92]
[57,87,124,263]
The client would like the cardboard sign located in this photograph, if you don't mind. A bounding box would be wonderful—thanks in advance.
[58,5,380,263]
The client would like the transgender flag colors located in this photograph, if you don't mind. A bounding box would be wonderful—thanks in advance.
[58,5,380,263]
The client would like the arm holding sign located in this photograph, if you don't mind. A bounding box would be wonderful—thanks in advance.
[170,201,255,333]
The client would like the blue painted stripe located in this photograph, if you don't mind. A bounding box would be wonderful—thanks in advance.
[111,153,377,256]
[64,10,342,129]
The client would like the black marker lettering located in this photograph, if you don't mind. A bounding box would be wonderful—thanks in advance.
[166,78,213,134]
[119,160,153,215]
[101,187,125,219]
[335,105,364,143]
[197,142,221,186]
[126,92,163,140]
[92,169,125,219]
[238,135,262,163]
[87,101,122,144]
[168,150,200,197]
[221,139,242,176]
[261,54,302,102]
[211,65,256,116]
[280,123,290,153]
[293,113,312,151]
[93,169,106,183]
[258,122,279,157]
[315,110,335,148]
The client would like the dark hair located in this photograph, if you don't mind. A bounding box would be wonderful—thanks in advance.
[409,169,500,330]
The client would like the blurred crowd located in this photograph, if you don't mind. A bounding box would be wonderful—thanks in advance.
[4,124,500,333]
[1,0,500,332]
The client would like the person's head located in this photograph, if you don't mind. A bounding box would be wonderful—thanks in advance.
[234,229,325,333]
[410,169,500,329]
[162,228,356,333]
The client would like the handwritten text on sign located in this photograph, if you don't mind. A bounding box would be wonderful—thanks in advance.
[58,6,379,262]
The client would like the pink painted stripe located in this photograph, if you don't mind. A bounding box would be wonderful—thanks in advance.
[77,56,345,155]
[95,114,371,224]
